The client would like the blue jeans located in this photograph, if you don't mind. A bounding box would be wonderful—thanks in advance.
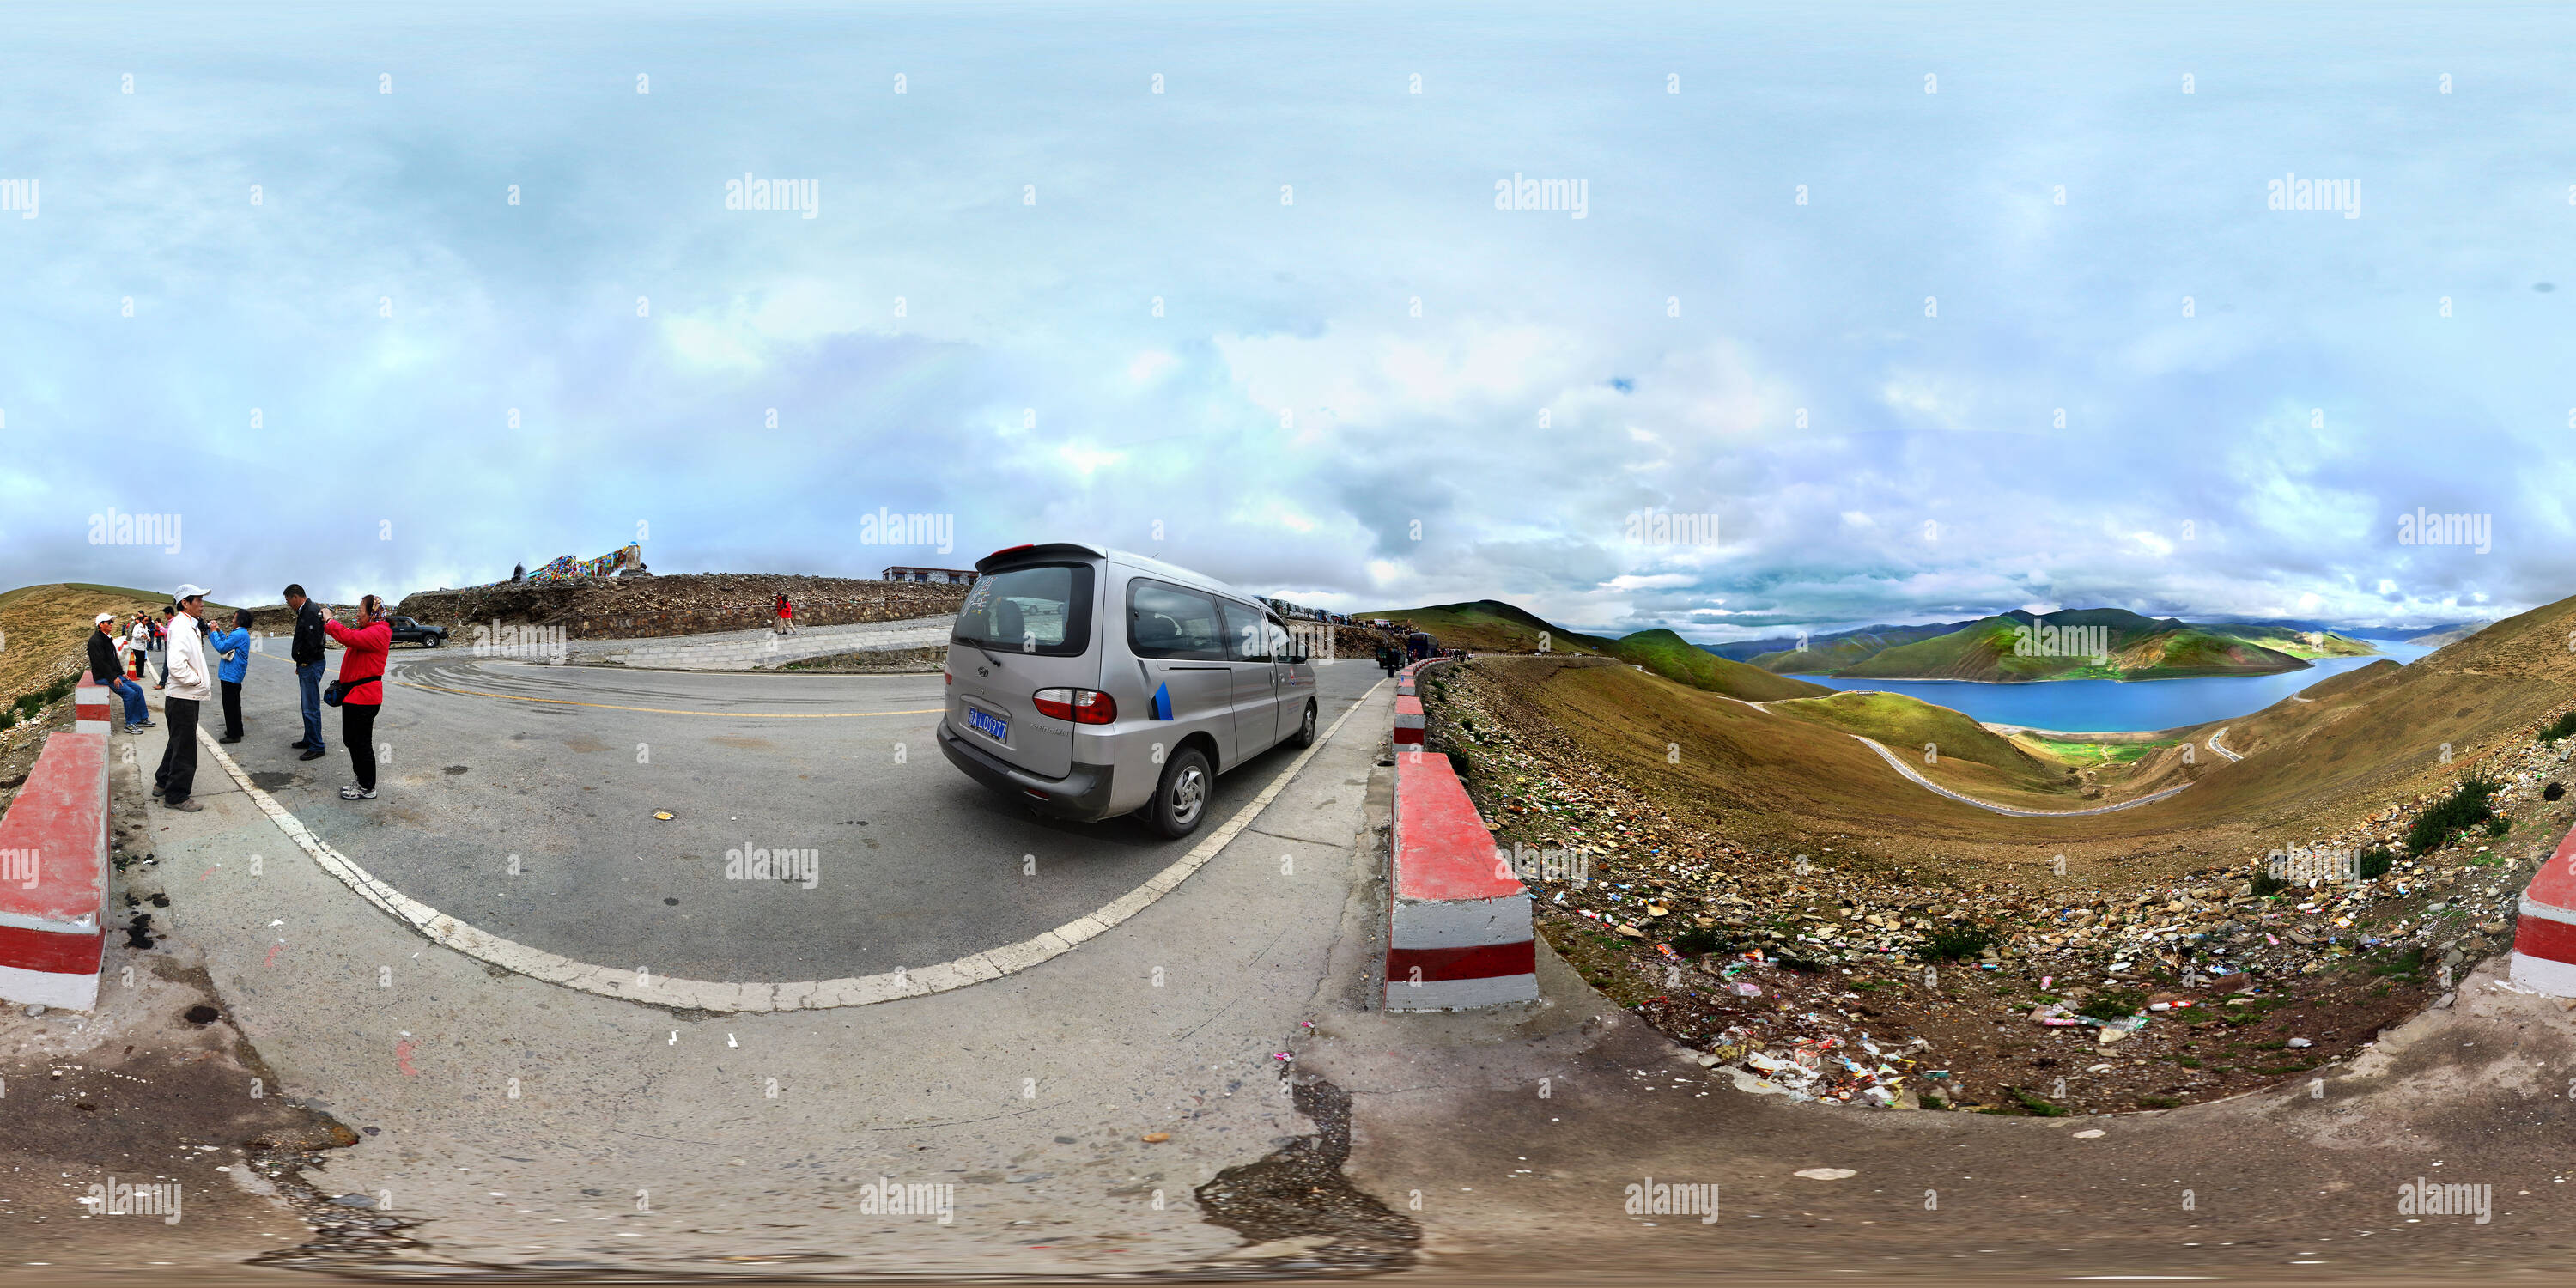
[297,660,327,749]
[109,676,148,726]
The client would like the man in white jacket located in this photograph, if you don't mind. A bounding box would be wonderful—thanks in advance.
[155,585,216,812]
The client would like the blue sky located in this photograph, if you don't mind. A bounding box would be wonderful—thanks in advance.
[3,2,2569,637]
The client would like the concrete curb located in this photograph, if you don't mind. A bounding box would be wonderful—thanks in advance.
[0,705,111,1010]
[1382,657,1538,1011]
[2512,826,2576,996]
[192,675,1389,1012]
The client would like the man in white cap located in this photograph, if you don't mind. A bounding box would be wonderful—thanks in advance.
[154,586,215,812]
[86,612,152,732]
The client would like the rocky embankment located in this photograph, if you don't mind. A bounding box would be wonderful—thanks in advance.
[390,574,970,641]
[1417,658,2576,1116]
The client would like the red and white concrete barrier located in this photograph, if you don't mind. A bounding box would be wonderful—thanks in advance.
[75,678,112,734]
[1385,751,1536,1009]
[1393,694,1425,745]
[2510,827,2576,996]
[0,726,112,1010]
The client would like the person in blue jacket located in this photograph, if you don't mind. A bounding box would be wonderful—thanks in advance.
[210,607,254,744]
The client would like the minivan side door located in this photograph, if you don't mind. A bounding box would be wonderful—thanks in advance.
[1218,599,1277,753]
[1127,579,1241,769]
[1263,614,1304,743]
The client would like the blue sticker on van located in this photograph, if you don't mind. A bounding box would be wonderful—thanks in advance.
[1151,683,1174,721]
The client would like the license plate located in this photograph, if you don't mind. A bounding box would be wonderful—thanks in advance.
[964,707,1008,744]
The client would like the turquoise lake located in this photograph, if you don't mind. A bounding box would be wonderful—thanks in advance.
[1786,641,2437,733]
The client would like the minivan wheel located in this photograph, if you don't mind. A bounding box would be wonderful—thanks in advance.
[1289,700,1317,748]
[1147,746,1212,839]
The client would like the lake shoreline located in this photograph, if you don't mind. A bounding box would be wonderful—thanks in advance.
[1782,643,2431,733]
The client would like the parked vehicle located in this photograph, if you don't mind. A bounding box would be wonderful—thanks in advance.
[937,543,1321,838]
[386,615,449,647]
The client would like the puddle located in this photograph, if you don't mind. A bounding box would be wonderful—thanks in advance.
[249,770,300,792]
[1193,1078,1418,1275]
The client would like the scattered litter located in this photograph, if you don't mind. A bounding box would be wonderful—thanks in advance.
[1141,1133,1170,1143]
[2072,1128,2105,1139]
[652,811,675,821]
[2287,1037,2313,1048]
[1793,1168,1857,1181]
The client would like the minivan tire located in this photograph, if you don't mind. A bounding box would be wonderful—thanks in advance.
[1145,745,1213,839]
[1288,700,1317,748]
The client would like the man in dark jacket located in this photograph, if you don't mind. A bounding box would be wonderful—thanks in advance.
[286,583,328,760]
[88,612,152,732]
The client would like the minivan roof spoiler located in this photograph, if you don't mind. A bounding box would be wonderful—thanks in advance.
[975,542,1107,574]
[975,542,1260,605]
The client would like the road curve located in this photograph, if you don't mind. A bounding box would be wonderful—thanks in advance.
[1850,735,2195,817]
[2206,726,2245,761]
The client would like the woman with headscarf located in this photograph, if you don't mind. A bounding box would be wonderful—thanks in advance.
[324,595,392,800]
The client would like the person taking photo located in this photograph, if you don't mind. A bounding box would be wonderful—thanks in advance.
[324,594,392,800]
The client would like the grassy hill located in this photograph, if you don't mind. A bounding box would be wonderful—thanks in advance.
[1764,689,2068,793]
[1605,629,1834,702]
[0,583,240,704]
[2219,623,2379,659]
[1357,599,1619,654]
[1742,623,1966,673]
[1457,587,2576,878]
[2407,622,2486,649]
[1801,609,2335,682]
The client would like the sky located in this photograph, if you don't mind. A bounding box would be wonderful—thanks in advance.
[3,2,2570,639]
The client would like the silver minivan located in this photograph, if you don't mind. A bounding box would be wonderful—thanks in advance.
[936,542,1321,837]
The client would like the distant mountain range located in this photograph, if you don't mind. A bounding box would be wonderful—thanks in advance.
[1367,599,2436,689]
[1728,608,2379,683]
[1358,600,1829,701]
[1705,615,2470,661]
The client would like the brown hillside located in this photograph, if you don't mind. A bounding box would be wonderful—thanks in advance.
[1456,590,2576,885]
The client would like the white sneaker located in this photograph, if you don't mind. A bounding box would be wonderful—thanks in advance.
[339,784,376,800]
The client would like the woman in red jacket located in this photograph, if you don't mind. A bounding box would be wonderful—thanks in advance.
[325,594,393,800]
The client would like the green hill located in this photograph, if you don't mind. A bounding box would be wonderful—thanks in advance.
[1747,626,1939,673]
[1815,608,2329,683]
[1764,689,2067,792]
[1607,629,1834,702]
[1357,599,1619,654]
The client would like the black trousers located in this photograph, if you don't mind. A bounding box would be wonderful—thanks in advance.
[343,702,380,790]
[155,697,200,804]
[221,679,243,738]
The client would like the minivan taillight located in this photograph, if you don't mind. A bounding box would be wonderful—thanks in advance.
[1032,687,1116,725]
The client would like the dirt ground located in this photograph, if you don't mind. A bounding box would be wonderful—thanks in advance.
[0,750,378,1273]
[1423,656,2571,1117]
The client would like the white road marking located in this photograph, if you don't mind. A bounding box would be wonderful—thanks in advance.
[191,682,1387,1012]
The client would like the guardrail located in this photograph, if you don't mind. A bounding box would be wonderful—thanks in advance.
[0,681,113,1010]
[1384,657,1539,1011]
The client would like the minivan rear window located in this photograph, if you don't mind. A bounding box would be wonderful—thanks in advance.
[954,563,1093,657]
[1128,580,1227,660]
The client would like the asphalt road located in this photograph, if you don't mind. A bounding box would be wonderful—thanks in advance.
[226,646,1387,981]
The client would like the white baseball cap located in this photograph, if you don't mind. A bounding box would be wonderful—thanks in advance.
[95,612,116,624]
[173,584,209,601]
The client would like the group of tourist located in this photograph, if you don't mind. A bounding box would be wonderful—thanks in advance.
[86,583,390,812]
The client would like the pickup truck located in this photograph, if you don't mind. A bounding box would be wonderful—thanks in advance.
[386,616,449,648]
